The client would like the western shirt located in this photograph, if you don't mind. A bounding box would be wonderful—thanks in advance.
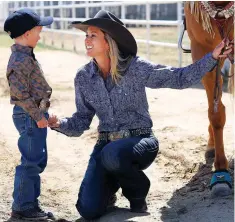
[55,53,217,137]
[6,44,52,121]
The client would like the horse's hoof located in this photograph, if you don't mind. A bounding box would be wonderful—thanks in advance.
[211,183,232,198]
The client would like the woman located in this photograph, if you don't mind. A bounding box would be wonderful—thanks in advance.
[49,10,233,220]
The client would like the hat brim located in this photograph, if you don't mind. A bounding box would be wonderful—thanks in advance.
[71,18,137,56]
[38,16,53,26]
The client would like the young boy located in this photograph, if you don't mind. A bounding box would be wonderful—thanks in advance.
[4,8,53,220]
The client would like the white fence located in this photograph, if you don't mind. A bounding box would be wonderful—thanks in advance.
[0,1,8,29]
[1,1,184,66]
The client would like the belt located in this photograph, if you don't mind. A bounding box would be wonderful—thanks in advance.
[35,99,50,112]
[98,128,152,142]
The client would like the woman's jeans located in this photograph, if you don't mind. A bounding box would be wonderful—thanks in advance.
[12,105,48,211]
[76,133,159,220]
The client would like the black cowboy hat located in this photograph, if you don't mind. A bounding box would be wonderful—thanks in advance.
[71,10,137,56]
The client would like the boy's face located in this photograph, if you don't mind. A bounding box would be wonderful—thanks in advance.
[24,26,42,48]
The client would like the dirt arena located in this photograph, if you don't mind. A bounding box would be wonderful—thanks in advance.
[0,46,233,222]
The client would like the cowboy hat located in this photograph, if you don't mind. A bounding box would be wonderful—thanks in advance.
[71,10,137,56]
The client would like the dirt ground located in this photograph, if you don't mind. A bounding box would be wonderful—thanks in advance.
[0,47,234,222]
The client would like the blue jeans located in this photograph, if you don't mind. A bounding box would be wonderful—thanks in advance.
[76,133,159,220]
[12,105,48,211]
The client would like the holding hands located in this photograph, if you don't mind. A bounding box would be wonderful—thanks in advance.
[48,114,60,128]
[36,114,60,128]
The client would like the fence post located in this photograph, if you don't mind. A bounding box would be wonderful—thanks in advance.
[121,2,125,20]
[85,1,89,19]
[146,2,150,60]
[101,1,105,10]
[72,1,76,52]
[40,1,44,17]
[50,1,54,29]
[59,1,64,49]
[15,1,19,10]
[177,2,183,67]
[39,1,46,46]
[1,2,9,23]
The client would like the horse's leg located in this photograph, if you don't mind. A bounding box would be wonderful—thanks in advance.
[206,124,215,159]
[189,42,218,160]
[204,74,232,197]
[185,3,232,195]
[190,43,232,196]
[201,70,228,170]
[184,7,216,159]
[199,27,234,196]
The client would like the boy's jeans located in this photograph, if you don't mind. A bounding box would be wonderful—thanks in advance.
[12,105,48,211]
[76,133,159,220]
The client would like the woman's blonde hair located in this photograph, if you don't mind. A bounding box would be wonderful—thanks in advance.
[104,33,133,84]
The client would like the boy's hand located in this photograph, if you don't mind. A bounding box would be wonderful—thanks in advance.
[48,114,60,128]
[37,117,48,128]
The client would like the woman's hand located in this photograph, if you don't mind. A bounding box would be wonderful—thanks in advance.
[212,38,234,60]
[48,114,60,128]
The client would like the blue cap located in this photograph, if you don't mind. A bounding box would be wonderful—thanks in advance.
[4,8,53,39]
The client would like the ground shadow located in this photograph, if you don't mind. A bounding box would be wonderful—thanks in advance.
[5,216,69,222]
[74,207,150,222]
[160,157,234,222]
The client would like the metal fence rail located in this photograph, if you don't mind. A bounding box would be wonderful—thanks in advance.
[0,1,183,66]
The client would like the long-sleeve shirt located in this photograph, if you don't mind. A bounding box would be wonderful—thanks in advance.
[6,44,52,121]
[54,53,217,137]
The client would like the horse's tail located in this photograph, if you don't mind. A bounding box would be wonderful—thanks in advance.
[228,64,234,96]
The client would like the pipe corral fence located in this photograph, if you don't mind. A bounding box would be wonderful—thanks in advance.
[0,1,188,67]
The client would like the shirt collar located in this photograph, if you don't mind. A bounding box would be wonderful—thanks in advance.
[88,57,136,78]
[89,59,101,78]
[11,44,36,60]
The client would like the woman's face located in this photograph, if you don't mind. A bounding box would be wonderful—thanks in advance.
[85,26,109,58]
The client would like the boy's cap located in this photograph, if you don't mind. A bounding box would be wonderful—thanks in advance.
[4,8,53,39]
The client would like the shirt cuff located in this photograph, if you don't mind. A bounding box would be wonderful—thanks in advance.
[31,110,44,122]
[50,118,68,133]
[59,118,68,130]
[206,52,218,72]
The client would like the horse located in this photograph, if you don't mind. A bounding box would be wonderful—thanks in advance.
[181,1,234,197]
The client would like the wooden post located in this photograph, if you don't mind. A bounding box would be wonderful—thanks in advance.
[72,1,76,52]
[146,2,150,60]
[59,1,64,49]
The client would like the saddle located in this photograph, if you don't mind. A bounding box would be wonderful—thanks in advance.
[179,1,234,63]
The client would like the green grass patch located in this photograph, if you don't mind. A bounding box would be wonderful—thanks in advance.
[0,33,14,48]
[36,42,66,52]
[0,32,60,52]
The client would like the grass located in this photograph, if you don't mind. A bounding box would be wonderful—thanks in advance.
[0,33,63,52]
[0,33,14,48]
[0,26,193,67]
[38,26,193,67]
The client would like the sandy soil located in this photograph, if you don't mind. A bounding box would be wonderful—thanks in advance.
[0,47,234,222]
